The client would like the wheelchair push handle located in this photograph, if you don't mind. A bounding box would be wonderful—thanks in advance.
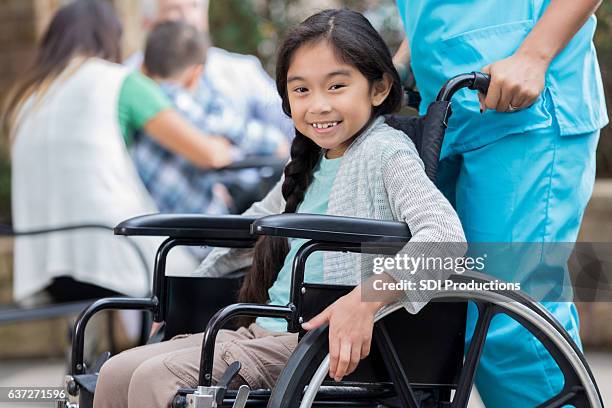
[435,71,491,102]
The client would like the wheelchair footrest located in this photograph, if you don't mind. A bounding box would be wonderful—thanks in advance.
[174,388,271,408]
[72,374,98,395]
[181,363,252,408]
[185,385,251,408]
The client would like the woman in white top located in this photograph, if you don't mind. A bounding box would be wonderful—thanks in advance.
[1,0,232,304]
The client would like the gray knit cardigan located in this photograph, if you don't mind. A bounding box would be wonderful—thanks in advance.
[195,116,466,314]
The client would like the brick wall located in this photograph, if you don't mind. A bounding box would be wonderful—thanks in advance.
[0,0,47,106]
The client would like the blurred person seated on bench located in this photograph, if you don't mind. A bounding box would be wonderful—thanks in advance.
[133,21,289,219]
[0,1,240,306]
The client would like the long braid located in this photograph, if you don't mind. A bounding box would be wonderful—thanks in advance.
[282,132,321,213]
[237,131,321,322]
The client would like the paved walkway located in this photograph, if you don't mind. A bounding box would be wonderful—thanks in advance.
[1,352,611,406]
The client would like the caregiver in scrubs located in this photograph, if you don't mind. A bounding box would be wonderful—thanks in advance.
[394,0,607,406]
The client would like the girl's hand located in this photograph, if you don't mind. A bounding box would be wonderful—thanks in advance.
[479,50,550,113]
[301,286,382,381]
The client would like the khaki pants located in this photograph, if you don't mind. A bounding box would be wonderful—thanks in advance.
[93,323,298,408]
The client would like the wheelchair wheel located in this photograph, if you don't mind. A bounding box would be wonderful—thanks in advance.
[269,275,603,408]
[268,325,399,408]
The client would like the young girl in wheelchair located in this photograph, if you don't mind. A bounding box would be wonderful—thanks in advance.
[94,9,466,407]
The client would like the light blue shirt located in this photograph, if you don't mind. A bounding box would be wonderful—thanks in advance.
[396,0,608,152]
[257,155,343,332]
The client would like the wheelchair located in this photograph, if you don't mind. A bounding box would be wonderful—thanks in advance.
[61,73,603,408]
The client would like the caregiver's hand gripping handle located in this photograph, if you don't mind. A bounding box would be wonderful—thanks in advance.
[479,53,547,114]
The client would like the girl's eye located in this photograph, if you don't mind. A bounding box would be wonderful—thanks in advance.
[293,87,308,94]
[329,84,346,91]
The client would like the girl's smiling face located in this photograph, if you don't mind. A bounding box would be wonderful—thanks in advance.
[287,40,392,158]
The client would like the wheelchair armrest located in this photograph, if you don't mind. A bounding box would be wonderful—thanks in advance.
[251,214,411,243]
[114,214,258,240]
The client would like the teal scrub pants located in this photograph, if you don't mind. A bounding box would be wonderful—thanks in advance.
[437,117,600,406]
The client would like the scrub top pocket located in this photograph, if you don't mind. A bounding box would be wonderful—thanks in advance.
[430,20,554,151]
[444,21,532,62]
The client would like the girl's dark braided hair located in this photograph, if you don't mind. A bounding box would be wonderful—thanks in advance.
[238,9,403,315]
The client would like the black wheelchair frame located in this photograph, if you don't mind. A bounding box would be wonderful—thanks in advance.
[63,73,603,408]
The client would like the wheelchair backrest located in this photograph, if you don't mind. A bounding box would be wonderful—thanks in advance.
[385,101,449,184]
[163,276,243,340]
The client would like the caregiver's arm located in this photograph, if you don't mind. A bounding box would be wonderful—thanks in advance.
[481,0,603,113]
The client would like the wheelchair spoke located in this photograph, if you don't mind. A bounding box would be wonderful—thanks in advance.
[451,302,496,408]
[373,321,420,408]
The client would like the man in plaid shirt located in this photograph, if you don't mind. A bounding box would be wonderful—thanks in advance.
[131,22,289,218]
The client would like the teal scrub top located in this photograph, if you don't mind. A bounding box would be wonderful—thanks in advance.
[396,0,608,152]
[257,155,343,332]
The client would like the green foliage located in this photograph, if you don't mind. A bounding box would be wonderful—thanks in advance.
[208,0,405,72]
[209,0,302,71]
[209,0,262,56]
